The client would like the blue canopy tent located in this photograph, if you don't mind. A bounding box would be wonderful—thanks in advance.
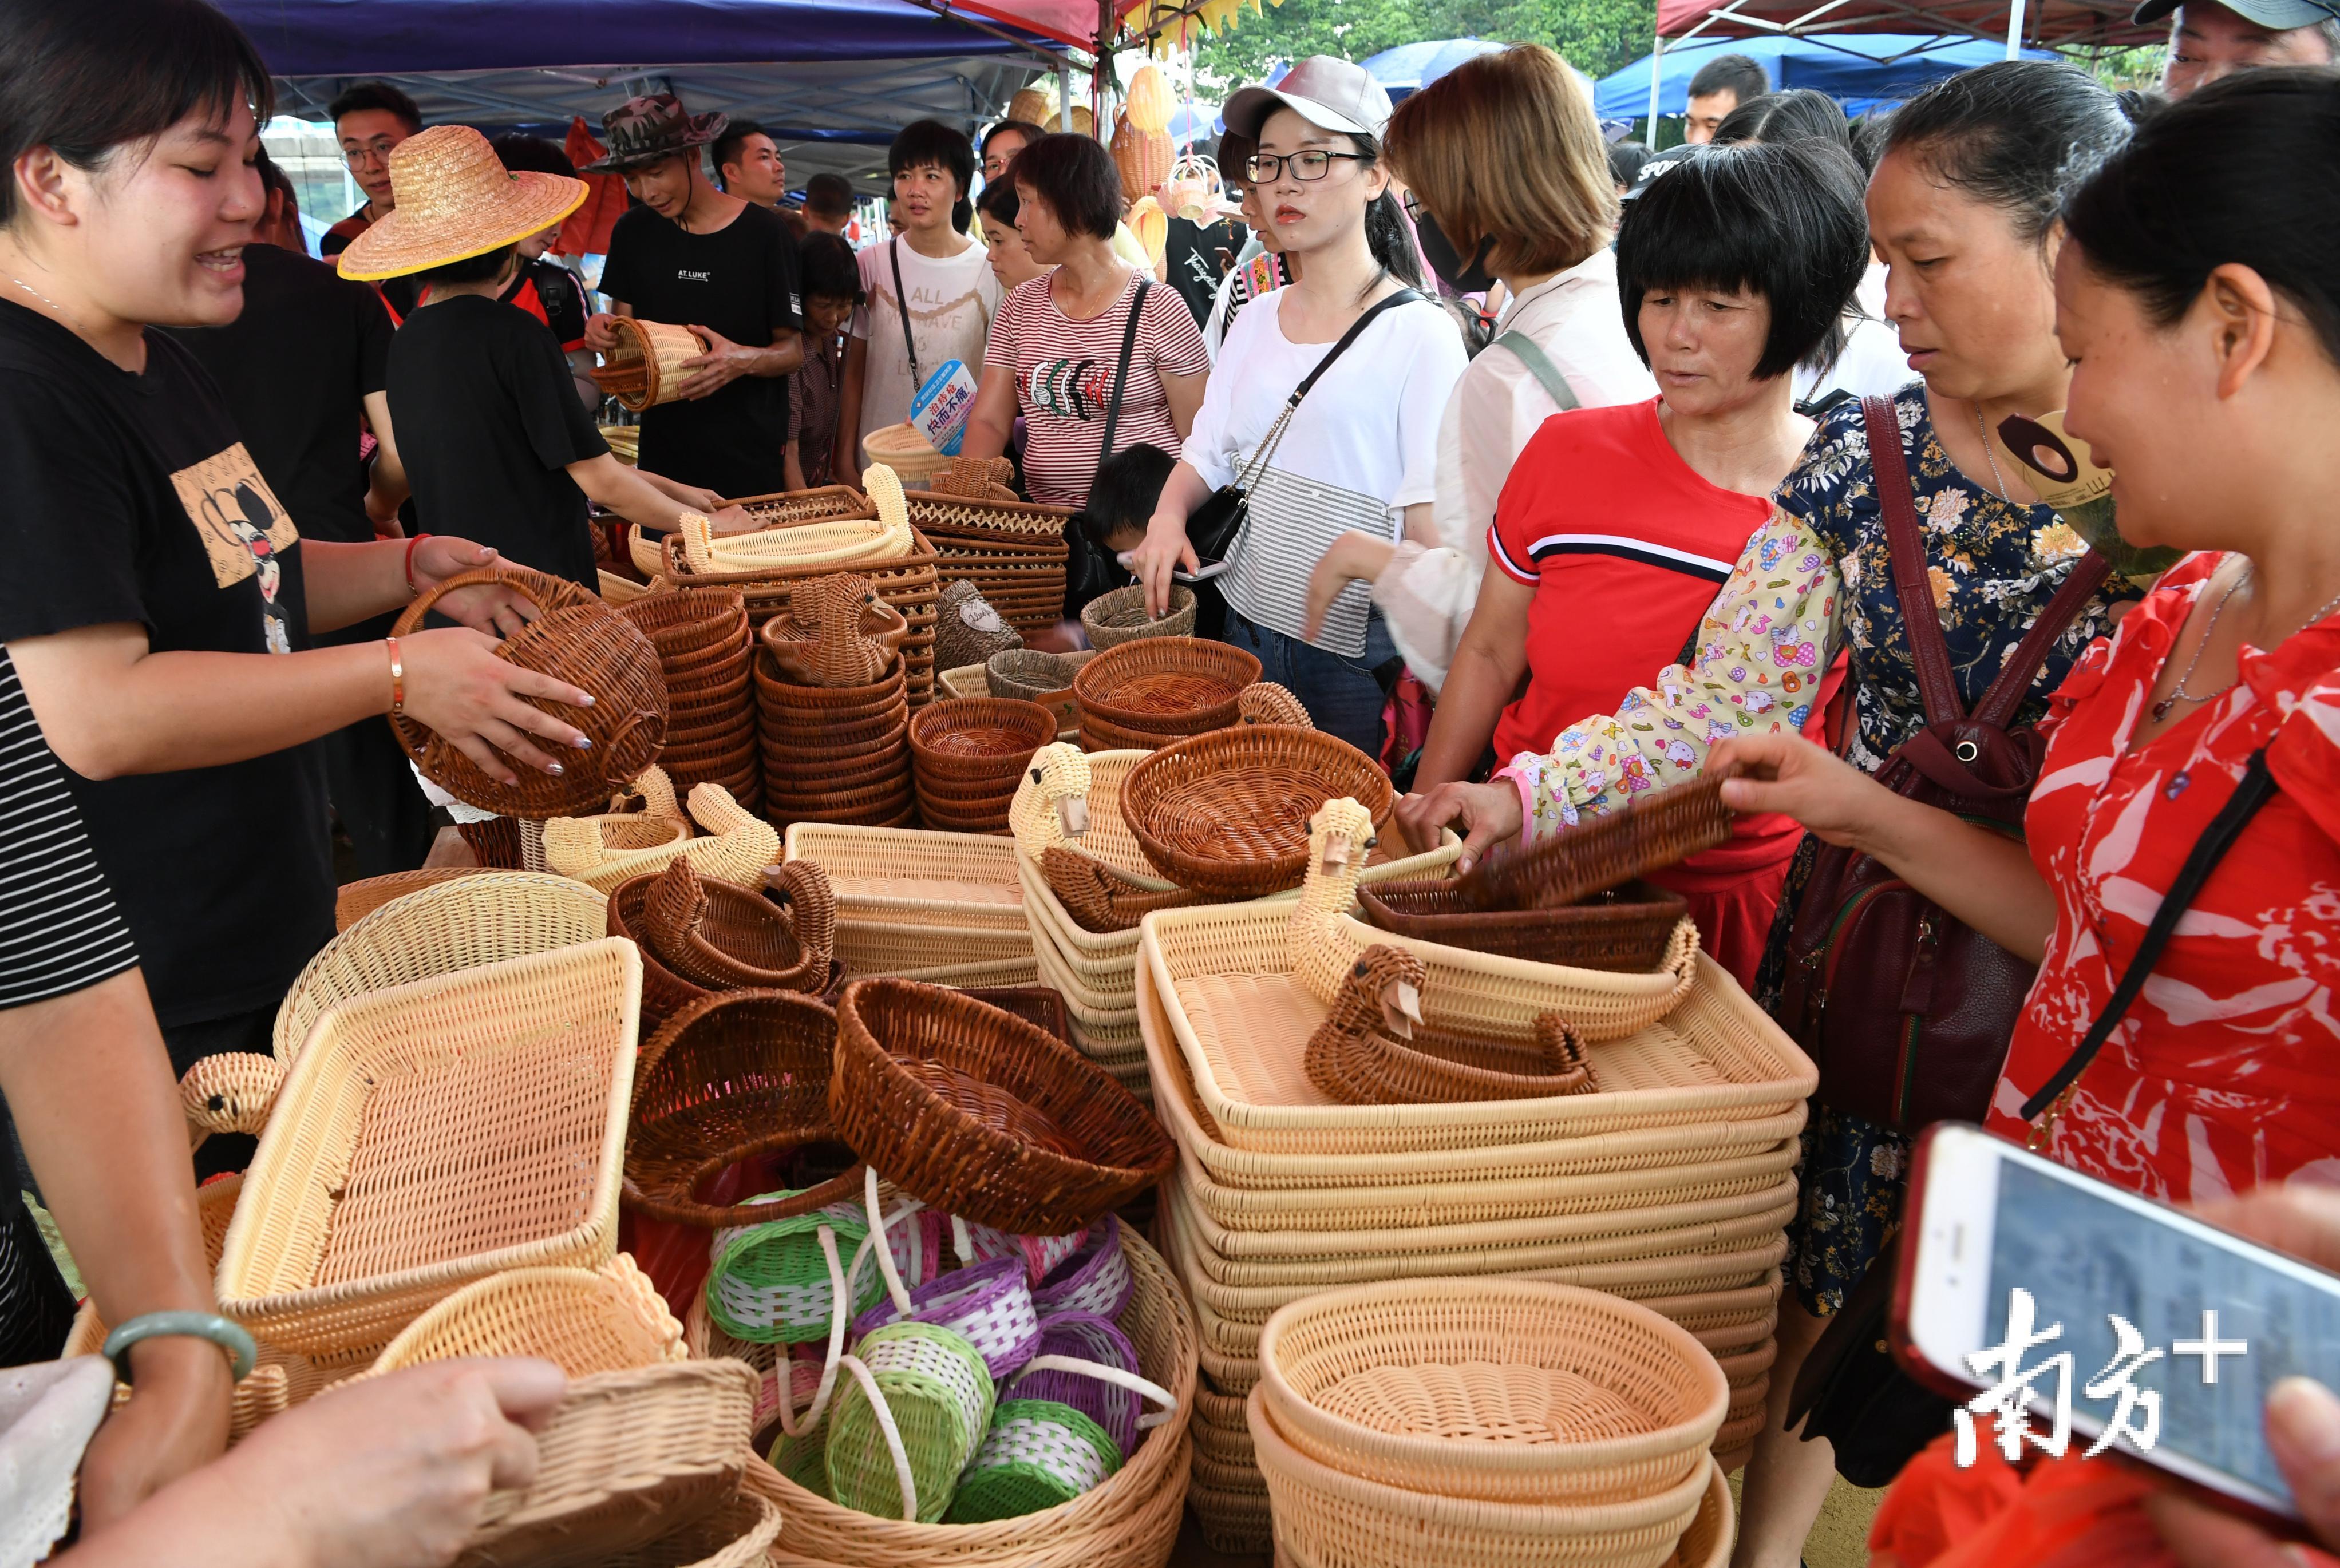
[1591,31,2054,121]
[1358,38,1507,101]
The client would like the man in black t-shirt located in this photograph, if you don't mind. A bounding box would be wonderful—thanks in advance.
[584,94,805,501]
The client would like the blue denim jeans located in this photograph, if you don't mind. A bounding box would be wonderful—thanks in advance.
[1221,609,1396,758]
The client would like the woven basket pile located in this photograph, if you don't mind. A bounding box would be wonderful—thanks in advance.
[908,698,1056,835]
[1072,636,1259,753]
[782,822,1039,987]
[618,588,760,814]
[756,573,918,832]
[1247,1280,1733,1567]
[1133,803,1816,1550]
[903,489,1073,636]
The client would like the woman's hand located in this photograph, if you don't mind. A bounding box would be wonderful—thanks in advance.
[1304,531,1397,642]
[707,504,756,535]
[1707,732,1900,851]
[74,1337,231,1529]
[1398,779,1524,876]
[397,628,596,786]
[404,537,547,639]
[1130,510,1198,621]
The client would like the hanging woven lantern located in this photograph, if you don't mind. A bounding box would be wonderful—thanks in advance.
[1124,65,1171,133]
[1111,116,1174,201]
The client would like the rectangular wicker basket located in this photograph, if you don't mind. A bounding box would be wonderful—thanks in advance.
[216,939,641,1359]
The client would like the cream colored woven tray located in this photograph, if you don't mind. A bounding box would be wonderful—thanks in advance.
[831,920,1036,977]
[784,822,1029,932]
[217,939,640,1358]
[1136,953,1808,1190]
[1143,900,1816,1156]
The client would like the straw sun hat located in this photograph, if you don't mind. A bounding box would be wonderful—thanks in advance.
[337,125,587,282]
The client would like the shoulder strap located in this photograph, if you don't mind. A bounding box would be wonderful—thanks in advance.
[1974,552,2113,730]
[1092,279,1151,484]
[888,239,919,385]
[1861,394,1966,728]
[1492,331,1579,413]
[1237,286,1426,485]
[2019,747,2279,1121]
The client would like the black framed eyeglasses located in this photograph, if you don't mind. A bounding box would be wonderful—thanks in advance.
[1244,150,1368,183]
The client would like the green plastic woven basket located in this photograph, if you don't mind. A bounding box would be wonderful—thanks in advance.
[947,1398,1125,1522]
[707,1193,880,1344]
[825,1321,996,1522]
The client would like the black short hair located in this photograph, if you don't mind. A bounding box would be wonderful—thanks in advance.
[410,243,516,290]
[1884,60,2128,246]
[1687,54,1768,105]
[796,228,863,304]
[1848,110,1893,175]
[975,175,1019,226]
[1009,131,1122,240]
[889,118,975,196]
[982,119,1045,161]
[1077,442,1175,551]
[2065,66,2340,367]
[489,132,575,179]
[804,172,855,218]
[1606,140,1653,189]
[327,81,421,134]
[1713,89,1849,152]
[0,0,273,226]
[711,120,766,183]
[1615,138,1870,381]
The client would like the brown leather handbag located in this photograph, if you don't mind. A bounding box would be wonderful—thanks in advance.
[1774,397,2111,1131]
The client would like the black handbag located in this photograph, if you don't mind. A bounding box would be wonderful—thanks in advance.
[1187,287,1425,569]
[1788,747,2282,1483]
[1064,280,1153,617]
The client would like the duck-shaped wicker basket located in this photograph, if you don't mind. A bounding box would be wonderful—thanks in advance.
[758,571,911,688]
[1303,944,1598,1106]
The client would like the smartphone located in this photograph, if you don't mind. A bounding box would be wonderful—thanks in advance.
[1896,1122,2340,1522]
[1113,549,1230,585]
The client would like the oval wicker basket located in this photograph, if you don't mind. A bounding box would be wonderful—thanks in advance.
[863,422,954,480]
[1081,584,1197,650]
[1254,1279,1727,1504]
[390,564,669,817]
[610,873,719,1027]
[986,648,1089,705]
[592,317,707,411]
[367,1256,687,1376]
[1074,636,1260,735]
[908,698,1057,783]
[756,650,907,715]
[637,857,833,995]
[1121,727,1394,897]
[1357,879,1693,971]
[829,979,1175,1235]
[620,587,750,658]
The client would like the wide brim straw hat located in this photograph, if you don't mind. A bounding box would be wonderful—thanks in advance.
[338,125,588,282]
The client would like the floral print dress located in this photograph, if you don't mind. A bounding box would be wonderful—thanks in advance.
[1505,386,2138,1314]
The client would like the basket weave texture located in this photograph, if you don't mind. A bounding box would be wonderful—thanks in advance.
[367,1255,686,1376]
[1074,636,1259,736]
[544,782,778,897]
[618,589,758,813]
[1359,878,1693,971]
[391,564,669,817]
[333,867,496,930]
[986,648,1089,705]
[1305,945,1599,1107]
[215,939,641,1358]
[1081,584,1195,650]
[760,572,914,688]
[591,317,705,411]
[1467,775,1736,912]
[638,857,833,995]
[1122,728,1394,897]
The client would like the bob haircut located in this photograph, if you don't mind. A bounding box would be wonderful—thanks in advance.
[1010,132,1123,240]
[1884,60,2127,247]
[796,229,864,305]
[2064,67,2340,368]
[974,175,1019,226]
[1384,45,1614,278]
[0,0,273,227]
[1615,138,1870,382]
[888,118,976,196]
[1713,89,1851,152]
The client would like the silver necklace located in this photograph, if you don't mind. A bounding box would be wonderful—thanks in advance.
[1973,403,2011,502]
[2,270,65,314]
[2152,566,2340,723]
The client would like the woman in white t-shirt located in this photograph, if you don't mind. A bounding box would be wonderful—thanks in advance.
[1131,58,1467,754]
[835,121,999,486]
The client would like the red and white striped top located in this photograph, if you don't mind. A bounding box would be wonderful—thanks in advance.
[983,272,1209,508]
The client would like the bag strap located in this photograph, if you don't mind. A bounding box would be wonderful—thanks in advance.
[1974,552,2112,730]
[1237,286,1428,490]
[889,239,919,386]
[1861,395,1967,728]
[1091,278,1152,488]
[1492,331,1580,414]
[2019,747,2278,1121]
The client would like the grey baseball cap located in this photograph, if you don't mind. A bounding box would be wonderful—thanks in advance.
[1222,56,1395,142]
[2132,0,2338,29]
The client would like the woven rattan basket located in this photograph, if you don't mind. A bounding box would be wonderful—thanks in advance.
[1468,775,1737,913]
[367,1256,686,1376]
[215,939,641,1358]
[1358,880,1694,972]
[1074,637,1259,736]
[1081,584,1196,650]
[592,318,706,411]
[909,698,1056,782]
[863,422,954,480]
[391,564,669,817]
[333,867,496,930]
[781,823,1030,933]
[592,1489,782,1568]
[544,783,780,897]
[830,979,1174,1234]
[637,857,833,994]
[1255,1280,1726,1504]
[1121,729,1394,897]
[987,648,1092,705]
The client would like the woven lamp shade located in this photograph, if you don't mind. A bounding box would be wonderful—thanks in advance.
[592,317,707,411]
[390,564,668,818]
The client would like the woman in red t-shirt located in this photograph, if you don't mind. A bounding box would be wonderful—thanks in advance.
[1405,140,1871,984]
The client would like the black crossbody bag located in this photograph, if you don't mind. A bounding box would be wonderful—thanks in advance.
[1064,280,1153,615]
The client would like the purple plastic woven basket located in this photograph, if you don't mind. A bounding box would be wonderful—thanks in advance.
[849,1254,1040,1379]
[963,1217,1088,1287]
[1031,1214,1133,1320]
[1008,1310,1143,1455]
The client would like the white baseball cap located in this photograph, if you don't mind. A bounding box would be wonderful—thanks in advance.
[1222,56,1394,142]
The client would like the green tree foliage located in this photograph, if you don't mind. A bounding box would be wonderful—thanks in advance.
[1193,0,1659,92]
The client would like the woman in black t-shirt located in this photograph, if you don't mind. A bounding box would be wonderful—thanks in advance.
[0,11,602,1085]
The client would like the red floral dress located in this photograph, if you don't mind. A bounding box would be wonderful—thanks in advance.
[1985,552,2340,1200]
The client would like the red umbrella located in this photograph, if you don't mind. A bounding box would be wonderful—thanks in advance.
[556,117,633,258]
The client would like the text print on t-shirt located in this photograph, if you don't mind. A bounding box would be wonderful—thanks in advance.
[169,442,298,654]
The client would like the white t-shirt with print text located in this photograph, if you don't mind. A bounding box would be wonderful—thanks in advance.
[850,235,1002,444]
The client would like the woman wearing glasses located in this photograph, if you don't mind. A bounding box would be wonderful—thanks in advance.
[1128,57,1465,754]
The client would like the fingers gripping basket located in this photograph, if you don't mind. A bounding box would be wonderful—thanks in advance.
[829,980,1175,1235]
[390,564,669,817]
[1122,726,1396,897]
[591,317,707,411]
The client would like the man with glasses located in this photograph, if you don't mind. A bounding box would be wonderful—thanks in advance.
[319,82,423,261]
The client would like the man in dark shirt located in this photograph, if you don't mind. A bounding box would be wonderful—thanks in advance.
[584,94,805,501]
[319,82,421,259]
[714,119,808,239]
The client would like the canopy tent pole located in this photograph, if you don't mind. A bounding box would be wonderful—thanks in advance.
[2004,0,2027,55]
[1647,35,1665,142]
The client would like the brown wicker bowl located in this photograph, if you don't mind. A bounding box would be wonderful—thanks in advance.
[1075,636,1259,736]
[608,876,715,1027]
[830,979,1175,1233]
[1081,584,1197,650]
[1079,710,1186,753]
[760,724,907,771]
[907,698,1055,783]
[391,564,669,817]
[915,791,1016,829]
[761,696,908,742]
[1357,879,1692,971]
[637,858,832,994]
[763,747,906,793]
[766,777,915,819]
[1122,725,1396,897]
[753,654,905,716]
[619,588,749,658]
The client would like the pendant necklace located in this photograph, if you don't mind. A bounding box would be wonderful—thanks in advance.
[2152,567,2340,722]
[1973,404,2011,502]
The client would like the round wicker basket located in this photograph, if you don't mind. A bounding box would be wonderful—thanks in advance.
[591,318,707,411]
[1080,584,1196,650]
[863,422,954,480]
[1121,726,1394,897]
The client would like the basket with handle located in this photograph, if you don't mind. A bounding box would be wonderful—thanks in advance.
[390,563,670,817]
[1031,1213,1134,1320]
[607,872,721,1028]
[946,1399,1123,1523]
[986,648,1091,704]
[1303,945,1602,1107]
[1004,1310,1142,1455]
[829,979,1175,1235]
[637,857,833,995]
[823,1320,997,1521]
[1074,636,1259,735]
[1121,727,1394,897]
[545,782,779,896]
[1080,584,1196,650]
[908,698,1056,783]
[706,1193,882,1345]
[591,317,707,411]
[849,1253,1040,1381]
[365,1254,686,1376]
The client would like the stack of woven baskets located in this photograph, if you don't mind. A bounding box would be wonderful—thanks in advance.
[1073,636,1261,752]
[908,698,1056,834]
[618,587,758,813]
[1248,1280,1736,1568]
[607,855,837,1028]
[756,572,916,830]
[903,484,1073,637]
[1137,798,1812,1551]
[782,822,1039,987]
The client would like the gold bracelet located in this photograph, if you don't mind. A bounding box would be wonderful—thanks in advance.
[385,635,405,716]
